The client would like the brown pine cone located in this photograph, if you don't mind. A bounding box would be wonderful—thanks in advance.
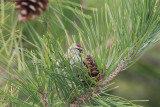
[15,0,49,22]
[83,55,101,82]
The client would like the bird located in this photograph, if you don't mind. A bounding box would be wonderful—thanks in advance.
[32,44,103,83]
[66,44,84,65]
[66,44,103,84]
[53,44,84,78]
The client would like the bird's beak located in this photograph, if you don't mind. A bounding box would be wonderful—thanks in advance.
[80,51,84,57]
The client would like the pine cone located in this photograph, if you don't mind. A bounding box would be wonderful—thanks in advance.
[83,55,100,82]
[15,0,49,22]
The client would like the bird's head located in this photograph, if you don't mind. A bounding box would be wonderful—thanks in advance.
[69,44,84,57]
[67,44,84,64]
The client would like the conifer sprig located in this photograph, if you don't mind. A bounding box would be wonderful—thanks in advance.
[0,0,160,107]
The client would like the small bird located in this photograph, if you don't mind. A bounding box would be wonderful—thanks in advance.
[54,44,84,77]
[66,44,102,84]
[66,44,84,65]
[33,44,103,83]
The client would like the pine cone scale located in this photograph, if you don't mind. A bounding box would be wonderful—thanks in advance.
[29,5,36,12]
[29,0,36,3]
[38,2,44,9]
[21,9,27,15]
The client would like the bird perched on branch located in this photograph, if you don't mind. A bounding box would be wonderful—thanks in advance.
[33,44,104,83]
[66,44,104,83]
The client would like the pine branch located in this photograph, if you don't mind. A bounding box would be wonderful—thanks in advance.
[1,0,160,106]
[70,46,137,106]
[37,88,49,107]
[99,45,137,90]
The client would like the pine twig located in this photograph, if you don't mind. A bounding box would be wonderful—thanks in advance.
[94,45,137,93]
[37,88,49,107]
[71,46,137,106]
[94,57,126,94]
[70,92,92,107]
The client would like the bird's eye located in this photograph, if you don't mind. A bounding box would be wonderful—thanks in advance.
[78,48,83,51]
[75,48,83,52]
